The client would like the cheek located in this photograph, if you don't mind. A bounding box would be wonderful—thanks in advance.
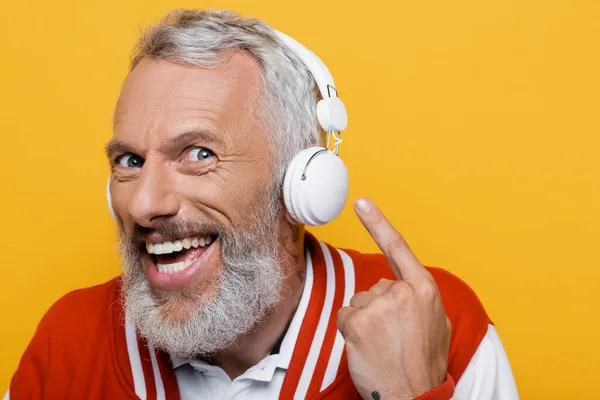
[110,181,138,228]
[182,163,275,224]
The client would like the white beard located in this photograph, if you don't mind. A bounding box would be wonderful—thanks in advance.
[119,203,284,360]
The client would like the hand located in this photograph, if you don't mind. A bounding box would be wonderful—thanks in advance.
[337,198,452,400]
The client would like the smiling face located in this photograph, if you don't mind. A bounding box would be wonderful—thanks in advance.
[108,53,289,357]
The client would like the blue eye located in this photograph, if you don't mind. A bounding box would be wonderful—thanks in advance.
[117,153,145,168]
[187,147,215,161]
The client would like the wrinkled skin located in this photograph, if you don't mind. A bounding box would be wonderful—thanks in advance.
[107,53,305,378]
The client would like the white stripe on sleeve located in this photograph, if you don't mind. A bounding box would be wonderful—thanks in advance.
[453,324,519,399]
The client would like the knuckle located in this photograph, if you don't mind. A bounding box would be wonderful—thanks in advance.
[369,296,391,313]
[377,277,389,285]
[386,238,407,254]
[336,308,353,332]
[346,312,370,337]
[336,308,348,323]
[369,278,393,294]
[349,291,368,308]
[336,319,343,332]
[368,285,379,295]
[388,281,410,298]
[415,279,438,299]
[367,216,386,232]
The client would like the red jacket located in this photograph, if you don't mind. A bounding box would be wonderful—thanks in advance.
[8,235,492,399]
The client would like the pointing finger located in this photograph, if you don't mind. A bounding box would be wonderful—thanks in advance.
[354,198,429,281]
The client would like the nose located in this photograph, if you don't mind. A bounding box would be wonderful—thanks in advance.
[127,163,180,227]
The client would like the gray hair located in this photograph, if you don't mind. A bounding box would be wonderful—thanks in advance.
[129,9,323,186]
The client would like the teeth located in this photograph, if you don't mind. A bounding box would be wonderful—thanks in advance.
[173,240,183,252]
[163,242,174,254]
[157,261,188,274]
[147,235,214,254]
[156,256,201,274]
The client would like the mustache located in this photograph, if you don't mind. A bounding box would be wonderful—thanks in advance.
[122,218,227,246]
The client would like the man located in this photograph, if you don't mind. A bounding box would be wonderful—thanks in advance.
[5,9,518,400]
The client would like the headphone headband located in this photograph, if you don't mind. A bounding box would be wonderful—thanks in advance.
[274,30,348,133]
[274,30,338,100]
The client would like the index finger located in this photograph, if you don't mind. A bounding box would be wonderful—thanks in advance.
[354,198,429,281]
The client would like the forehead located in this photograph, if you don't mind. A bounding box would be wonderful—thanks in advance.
[113,52,264,143]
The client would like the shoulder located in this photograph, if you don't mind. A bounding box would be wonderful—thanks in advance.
[341,249,491,381]
[10,278,123,395]
[37,278,121,340]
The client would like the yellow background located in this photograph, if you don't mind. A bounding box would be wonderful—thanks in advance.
[1,0,598,398]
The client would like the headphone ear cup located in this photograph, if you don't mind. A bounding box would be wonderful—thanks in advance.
[106,177,117,221]
[283,152,302,224]
[283,146,348,226]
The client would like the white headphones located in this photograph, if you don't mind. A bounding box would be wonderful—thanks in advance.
[275,30,349,225]
[107,30,349,226]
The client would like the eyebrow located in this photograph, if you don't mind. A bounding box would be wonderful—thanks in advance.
[165,129,224,153]
[104,140,131,160]
[104,129,224,160]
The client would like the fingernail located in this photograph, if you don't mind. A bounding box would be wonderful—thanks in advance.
[355,198,372,214]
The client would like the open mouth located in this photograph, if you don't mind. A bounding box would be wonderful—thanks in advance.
[146,234,219,275]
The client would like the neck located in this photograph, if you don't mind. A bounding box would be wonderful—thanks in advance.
[211,223,306,380]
